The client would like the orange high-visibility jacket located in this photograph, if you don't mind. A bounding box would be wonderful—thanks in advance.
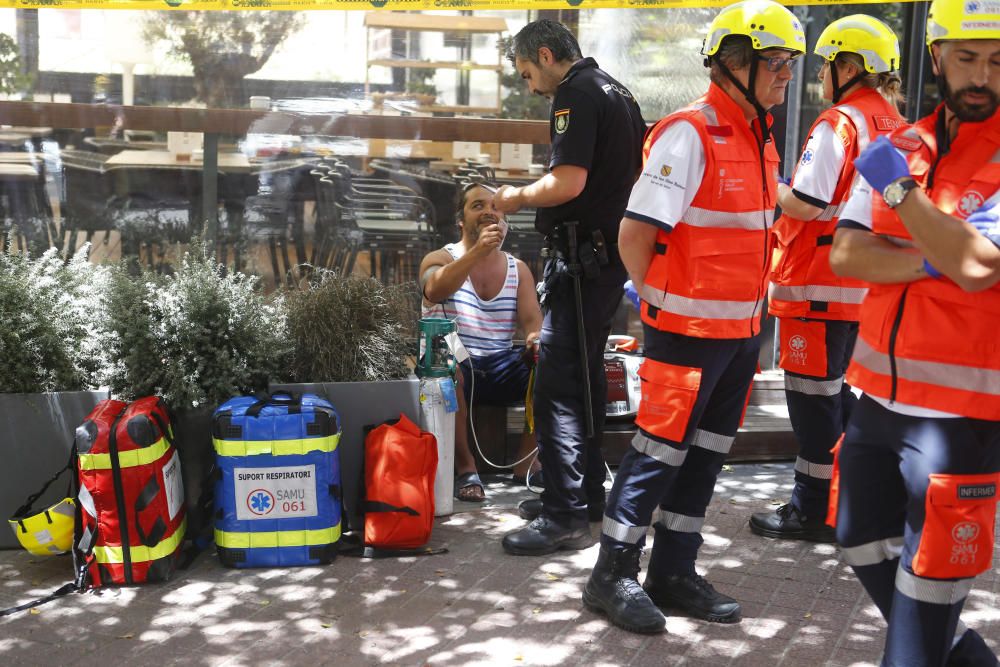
[769,88,903,321]
[639,83,778,339]
[847,105,1000,419]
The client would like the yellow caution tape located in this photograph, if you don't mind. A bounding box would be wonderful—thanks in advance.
[0,0,921,10]
[92,517,187,564]
[79,438,171,471]
[214,524,341,548]
[213,433,340,457]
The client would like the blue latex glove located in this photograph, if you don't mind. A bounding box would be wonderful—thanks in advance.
[922,258,942,279]
[854,135,911,195]
[623,280,640,311]
[777,174,791,186]
[967,201,1000,234]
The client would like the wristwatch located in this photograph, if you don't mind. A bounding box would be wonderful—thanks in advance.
[883,178,918,208]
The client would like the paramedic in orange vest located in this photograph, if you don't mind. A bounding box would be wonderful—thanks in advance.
[749,16,904,544]
[582,0,805,634]
[828,0,1000,663]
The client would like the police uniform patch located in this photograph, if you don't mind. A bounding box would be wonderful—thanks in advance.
[554,109,570,134]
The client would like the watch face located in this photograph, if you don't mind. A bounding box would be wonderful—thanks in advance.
[885,182,905,208]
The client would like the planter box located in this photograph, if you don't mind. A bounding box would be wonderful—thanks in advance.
[1,391,108,550]
[270,378,420,531]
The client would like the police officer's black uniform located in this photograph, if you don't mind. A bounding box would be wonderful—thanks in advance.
[502,58,645,555]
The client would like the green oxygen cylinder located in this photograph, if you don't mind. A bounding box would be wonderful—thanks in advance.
[416,317,457,378]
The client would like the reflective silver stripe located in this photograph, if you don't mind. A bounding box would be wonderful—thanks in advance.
[653,509,704,533]
[631,432,687,466]
[794,456,834,480]
[640,285,765,322]
[896,568,973,605]
[768,284,868,305]
[838,104,871,151]
[694,102,719,127]
[840,536,904,566]
[602,515,649,544]
[853,338,1000,397]
[784,374,844,397]
[690,429,734,454]
[683,206,774,231]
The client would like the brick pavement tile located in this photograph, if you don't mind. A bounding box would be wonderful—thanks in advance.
[827,646,882,666]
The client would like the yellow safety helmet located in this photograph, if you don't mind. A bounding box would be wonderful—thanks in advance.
[927,0,1000,45]
[815,15,901,73]
[8,497,76,556]
[702,0,806,58]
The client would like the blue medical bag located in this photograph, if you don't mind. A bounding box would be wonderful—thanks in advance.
[212,392,341,568]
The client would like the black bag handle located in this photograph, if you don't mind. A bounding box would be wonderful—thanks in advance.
[246,390,302,418]
[11,442,75,521]
[133,476,167,548]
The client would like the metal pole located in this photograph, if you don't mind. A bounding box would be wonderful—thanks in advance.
[904,2,931,122]
[202,132,219,243]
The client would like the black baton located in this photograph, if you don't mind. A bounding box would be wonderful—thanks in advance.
[565,221,595,439]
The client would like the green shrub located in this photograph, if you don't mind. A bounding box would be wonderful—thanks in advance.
[285,270,414,383]
[103,244,292,409]
[0,245,109,393]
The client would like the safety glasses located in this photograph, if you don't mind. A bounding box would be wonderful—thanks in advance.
[757,54,799,73]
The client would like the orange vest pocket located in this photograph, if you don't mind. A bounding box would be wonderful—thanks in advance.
[825,434,844,529]
[779,318,828,377]
[635,359,702,444]
[912,473,1000,579]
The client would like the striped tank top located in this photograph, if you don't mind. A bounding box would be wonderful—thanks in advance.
[422,243,519,358]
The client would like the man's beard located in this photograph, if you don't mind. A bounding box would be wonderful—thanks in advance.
[940,74,1000,123]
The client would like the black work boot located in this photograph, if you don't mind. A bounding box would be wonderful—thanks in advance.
[583,546,666,634]
[501,515,592,556]
[518,498,605,523]
[643,572,742,623]
[749,503,836,543]
[947,628,1000,666]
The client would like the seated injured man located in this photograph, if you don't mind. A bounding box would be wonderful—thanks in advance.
[420,181,543,502]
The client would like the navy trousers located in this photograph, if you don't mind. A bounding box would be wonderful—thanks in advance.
[601,326,760,576]
[782,318,858,517]
[533,258,626,528]
[836,395,1000,667]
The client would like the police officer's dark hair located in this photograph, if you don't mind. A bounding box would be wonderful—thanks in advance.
[506,19,583,67]
[707,35,755,86]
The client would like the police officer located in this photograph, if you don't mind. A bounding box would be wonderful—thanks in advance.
[494,19,645,556]
[829,0,1000,663]
[749,16,905,543]
[582,0,805,634]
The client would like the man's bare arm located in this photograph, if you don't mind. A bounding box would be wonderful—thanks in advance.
[618,217,659,290]
[830,228,927,284]
[892,189,1000,292]
[493,165,588,214]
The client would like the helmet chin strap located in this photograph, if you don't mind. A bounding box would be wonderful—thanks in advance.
[715,57,771,151]
[830,62,865,105]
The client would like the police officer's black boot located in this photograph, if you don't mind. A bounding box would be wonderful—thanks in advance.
[643,571,742,624]
[501,515,592,556]
[582,545,666,634]
[947,628,1000,666]
[749,503,836,543]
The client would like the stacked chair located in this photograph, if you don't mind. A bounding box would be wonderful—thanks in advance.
[310,158,436,284]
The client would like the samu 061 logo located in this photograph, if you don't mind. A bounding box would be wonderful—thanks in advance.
[247,489,275,516]
[952,521,980,544]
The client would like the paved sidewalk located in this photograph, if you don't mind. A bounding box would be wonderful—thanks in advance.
[1,463,997,666]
